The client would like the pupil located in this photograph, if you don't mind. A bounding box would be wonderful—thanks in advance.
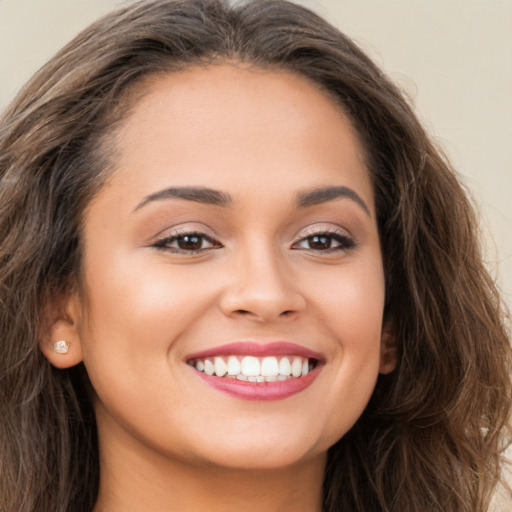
[309,235,331,250]
[178,235,202,250]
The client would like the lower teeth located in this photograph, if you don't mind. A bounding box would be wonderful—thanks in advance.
[226,374,294,382]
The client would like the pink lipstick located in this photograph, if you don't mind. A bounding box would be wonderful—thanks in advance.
[186,341,323,360]
[186,341,324,401]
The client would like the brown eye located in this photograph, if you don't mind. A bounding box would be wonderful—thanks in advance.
[153,232,221,253]
[292,231,356,252]
[176,234,204,251]
[307,235,333,250]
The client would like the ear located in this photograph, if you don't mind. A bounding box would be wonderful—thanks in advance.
[379,319,397,374]
[39,291,83,369]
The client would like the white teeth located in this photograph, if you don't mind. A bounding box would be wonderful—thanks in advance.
[190,354,316,381]
[227,356,241,375]
[279,357,291,376]
[204,359,215,376]
[261,356,279,377]
[241,356,260,377]
[214,357,227,377]
[291,357,303,378]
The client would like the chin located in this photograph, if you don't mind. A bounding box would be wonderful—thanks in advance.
[185,429,330,471]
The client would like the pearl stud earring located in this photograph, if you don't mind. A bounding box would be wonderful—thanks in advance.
[53,340,70,354]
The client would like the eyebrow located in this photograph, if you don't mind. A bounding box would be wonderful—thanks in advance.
[134,186,232,211]
[296,186,370,216]
[133,184,370,216]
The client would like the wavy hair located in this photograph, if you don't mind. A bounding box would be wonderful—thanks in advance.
[0,1,510,511]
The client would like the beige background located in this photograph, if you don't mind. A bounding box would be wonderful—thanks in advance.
[0,0,511,307]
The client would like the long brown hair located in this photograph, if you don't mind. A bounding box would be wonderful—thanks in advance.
[0,1,510,511]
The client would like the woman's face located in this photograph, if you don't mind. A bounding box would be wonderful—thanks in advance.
[61,65,393,470]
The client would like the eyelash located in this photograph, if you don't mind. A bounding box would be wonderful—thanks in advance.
[152,229,356,254]
[152,230,221,254]
[291,229,356,253]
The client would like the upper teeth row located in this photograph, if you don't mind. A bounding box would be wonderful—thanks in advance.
[190,355,312,379]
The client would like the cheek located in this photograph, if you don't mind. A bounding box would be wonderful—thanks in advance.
[77,250,221,382]
[75,254,220,440]
[304,256,385,342]
[329,261,385,380]
[82,249,215,329]
[299,259,385,435]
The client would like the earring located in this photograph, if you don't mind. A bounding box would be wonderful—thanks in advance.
[53,340,70,354]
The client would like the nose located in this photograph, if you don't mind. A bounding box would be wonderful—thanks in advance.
[219,244,306,323]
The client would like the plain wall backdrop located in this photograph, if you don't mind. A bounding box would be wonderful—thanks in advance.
[0,0,511,308]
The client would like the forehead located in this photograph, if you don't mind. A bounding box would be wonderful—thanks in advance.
[101,63,373,213]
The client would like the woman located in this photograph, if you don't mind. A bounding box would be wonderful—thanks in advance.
[0,1,510,511]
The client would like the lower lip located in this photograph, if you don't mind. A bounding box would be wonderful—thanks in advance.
[193,366,321,401]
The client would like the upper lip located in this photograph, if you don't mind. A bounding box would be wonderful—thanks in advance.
[186,341,324,362]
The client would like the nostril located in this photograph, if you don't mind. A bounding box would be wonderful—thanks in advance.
[235,309,295,317]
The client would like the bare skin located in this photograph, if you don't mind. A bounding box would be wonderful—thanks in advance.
[96,416,325,511]
[43,64,395,511]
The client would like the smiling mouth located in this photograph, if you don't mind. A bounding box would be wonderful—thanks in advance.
[185,341,323,400]
[187,355,317,382]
